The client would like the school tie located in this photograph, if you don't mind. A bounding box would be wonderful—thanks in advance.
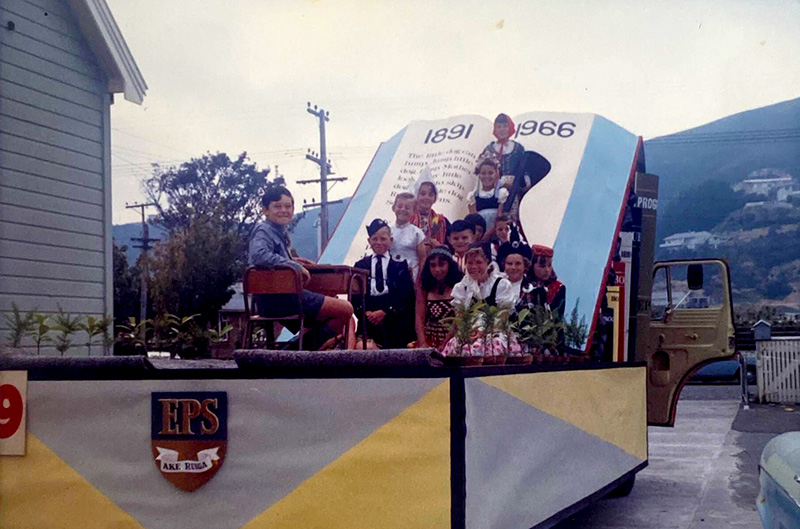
[375,255,385,293]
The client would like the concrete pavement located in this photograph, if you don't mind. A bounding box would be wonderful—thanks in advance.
[554,387,800,528]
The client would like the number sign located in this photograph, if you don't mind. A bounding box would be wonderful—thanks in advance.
[0,371,27,456]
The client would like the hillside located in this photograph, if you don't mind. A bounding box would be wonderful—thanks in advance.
[113,222,166,264]
[645,96,800,207]
[647,96,800,312]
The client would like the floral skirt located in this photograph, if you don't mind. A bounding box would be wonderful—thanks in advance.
[441,332,522,357]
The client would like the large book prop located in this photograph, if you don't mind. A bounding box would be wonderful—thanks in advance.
[320,112,643,351]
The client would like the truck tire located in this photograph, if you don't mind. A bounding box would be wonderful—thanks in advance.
[607,474,635,498]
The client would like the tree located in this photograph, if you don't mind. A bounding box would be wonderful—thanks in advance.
[143,151,277,242]
[148,215,238,325]
[113,241,142,325]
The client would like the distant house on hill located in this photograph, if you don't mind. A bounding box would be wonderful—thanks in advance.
[0,0,146,353]
[660,231,728,251]
[733,170,796,197]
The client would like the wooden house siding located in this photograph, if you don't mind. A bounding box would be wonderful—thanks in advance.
[0,0,113,354]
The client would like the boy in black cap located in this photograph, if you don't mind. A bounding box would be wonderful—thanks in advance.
[352,219,416,348]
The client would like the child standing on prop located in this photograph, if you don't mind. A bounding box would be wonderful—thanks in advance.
[390,192,427,278]
[468,156,508,241]
[442,244,520,358]
[411,167,449,251]
[482,113,526,184]
[528,244,567,319]
[446,220,476,273]
[353,219,415,349]
[414,248,463,349]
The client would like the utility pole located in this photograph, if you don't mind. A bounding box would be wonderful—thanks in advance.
[126,202,159,340]
[298,102,347,252]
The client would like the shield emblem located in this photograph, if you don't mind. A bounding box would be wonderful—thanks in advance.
[151,392,227,492]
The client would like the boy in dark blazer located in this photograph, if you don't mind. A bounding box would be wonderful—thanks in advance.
[353,219,416,349]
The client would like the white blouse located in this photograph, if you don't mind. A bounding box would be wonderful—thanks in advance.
[451,263,518,309]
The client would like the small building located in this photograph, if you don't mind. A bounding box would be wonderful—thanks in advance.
[0,0,146,354]
[659,231,727,251]
[733,172,796,196]
[752,320,772,341]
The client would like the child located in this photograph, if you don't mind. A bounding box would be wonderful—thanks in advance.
[464,213,487,243]
[248,185,354,348]
[414,247,463,349]
[353,219,415,349]
[491,214,516,262]
[451,244,517,310]
[468,156,508,239]
[446,220,476,273]
[528,244,567,319]
[441,243,520,358]
[390,192,427,278]
[411,167,450,250]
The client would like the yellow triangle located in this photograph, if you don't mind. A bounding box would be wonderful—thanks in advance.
[0,434,144,528]
[480,368,647,460]
[243,380,451,529]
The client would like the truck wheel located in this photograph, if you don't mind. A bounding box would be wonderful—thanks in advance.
[607,475,635,498]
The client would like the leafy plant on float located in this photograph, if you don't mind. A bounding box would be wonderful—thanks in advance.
[2,303,35,349]
[51,308,83,356]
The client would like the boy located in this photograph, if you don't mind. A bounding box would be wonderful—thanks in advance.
[390,192,427,278]
[248,185,354,348]
[491,214,512,262]
[447,220,476,273]
[464,213,487,243]
[353,219,415,348]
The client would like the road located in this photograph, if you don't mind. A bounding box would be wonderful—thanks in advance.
[554,385,800,528]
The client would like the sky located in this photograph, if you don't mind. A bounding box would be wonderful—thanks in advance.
[107,0,800,224]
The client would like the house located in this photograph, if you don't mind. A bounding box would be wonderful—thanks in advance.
[733,171,796,197]
[0,0,146,354]
[659,231,728,251]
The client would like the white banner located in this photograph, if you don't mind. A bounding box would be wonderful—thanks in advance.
[155,447,220,473]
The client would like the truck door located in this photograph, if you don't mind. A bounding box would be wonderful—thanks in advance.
[646,259,735,426]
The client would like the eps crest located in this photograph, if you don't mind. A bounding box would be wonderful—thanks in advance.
[151,391,227,492]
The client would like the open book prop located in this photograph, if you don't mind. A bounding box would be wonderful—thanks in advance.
[320,112,643,350]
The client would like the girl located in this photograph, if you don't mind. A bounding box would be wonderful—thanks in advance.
[414,248,463,349]
[497,240,533,298]
[528,244,567,319]
[441,244,520,357]
[468,156,508,241]
[411,168,449,250]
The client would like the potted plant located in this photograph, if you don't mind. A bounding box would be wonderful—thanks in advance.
[441,300,484,366]
[209,324,234,359]
[115,317,148,356]
[52,308,82,357]
[480,303,508,366]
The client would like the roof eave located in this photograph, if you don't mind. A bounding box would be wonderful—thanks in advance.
[68,0,147,104]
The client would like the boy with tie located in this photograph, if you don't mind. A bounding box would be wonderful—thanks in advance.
[353,219,416,348]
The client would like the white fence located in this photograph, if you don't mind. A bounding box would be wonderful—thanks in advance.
[757,338,800,404]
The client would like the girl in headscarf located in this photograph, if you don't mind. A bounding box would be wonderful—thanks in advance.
[482,113,526,183]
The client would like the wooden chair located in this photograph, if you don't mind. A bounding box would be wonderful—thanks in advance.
[243,265,305,350]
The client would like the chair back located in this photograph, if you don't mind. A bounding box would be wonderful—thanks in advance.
[243,266,303,319]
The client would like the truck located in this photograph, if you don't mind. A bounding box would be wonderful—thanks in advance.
[0,111,736,529]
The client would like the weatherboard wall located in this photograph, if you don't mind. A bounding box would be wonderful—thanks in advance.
[0,0,112,352]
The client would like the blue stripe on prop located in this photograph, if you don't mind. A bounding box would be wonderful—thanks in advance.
[552,115,639,348]
[320,127,407,265]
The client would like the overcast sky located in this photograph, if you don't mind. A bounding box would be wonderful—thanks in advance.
[107,0,800,224]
